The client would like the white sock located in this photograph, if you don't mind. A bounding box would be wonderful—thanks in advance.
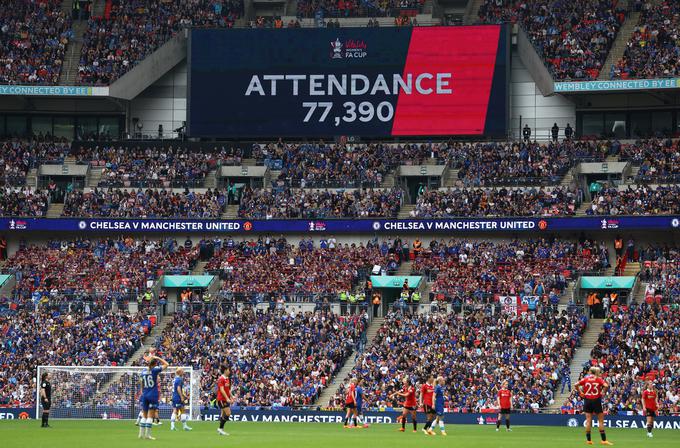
[171,413,176,429]
[145,418,153,436]
[181,413,189,428]
[356,415,364,424]
[136,411,143,424]
[439,421,445,431]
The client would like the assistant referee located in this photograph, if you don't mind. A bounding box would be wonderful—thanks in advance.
[40,372,51,428]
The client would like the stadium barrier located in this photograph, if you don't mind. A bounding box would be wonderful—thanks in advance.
[2,408,679,430]
[1,216,680,234]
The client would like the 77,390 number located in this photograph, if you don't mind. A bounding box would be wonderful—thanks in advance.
[302,101,394,126]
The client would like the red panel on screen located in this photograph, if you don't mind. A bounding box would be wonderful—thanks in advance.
[391,26,501,136]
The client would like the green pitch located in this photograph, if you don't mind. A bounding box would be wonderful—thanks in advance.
[1,420,677,448]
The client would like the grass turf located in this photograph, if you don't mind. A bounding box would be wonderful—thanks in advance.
[1,420,677,448]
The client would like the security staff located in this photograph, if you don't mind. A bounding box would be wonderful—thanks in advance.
[339,291,348,315]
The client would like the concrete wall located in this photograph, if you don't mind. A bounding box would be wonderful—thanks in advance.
[129,61,188,140]
[510,49,576,140]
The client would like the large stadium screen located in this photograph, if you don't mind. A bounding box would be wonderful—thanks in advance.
[187,26,509,138]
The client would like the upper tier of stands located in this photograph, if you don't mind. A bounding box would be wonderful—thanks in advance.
[77,0,242,85]
[477,0,624,81]
[2,1,677,85]
[610,0,680,79]
[0,0,72,85]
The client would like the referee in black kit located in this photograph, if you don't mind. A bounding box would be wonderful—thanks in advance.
[40,372,51,427]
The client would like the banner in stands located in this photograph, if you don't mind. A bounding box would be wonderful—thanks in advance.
[2,407,679,428]
[555,78,680,93]
[0,85,109,96]
[0,216,679,233]
[187,26,509,137]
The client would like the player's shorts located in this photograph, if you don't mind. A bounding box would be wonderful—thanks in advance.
[435,406,444,417]
[345,402,356,409]
[499,408,511,415]
[645,409,656,417]
[172,400,185,410]
[141,395,159,412]
[403,406,416,411]
[356,403,363,413]
[583,398,603,414]
[424,404,435,413]
[41,399,51,411]
[217,400,230,409]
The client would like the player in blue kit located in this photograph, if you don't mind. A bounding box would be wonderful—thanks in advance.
[138,353,169,440]
[432,376,447,435]
[170,368,192,431]
[354,378,369,429]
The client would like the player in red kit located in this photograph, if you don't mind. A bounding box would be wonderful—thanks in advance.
[420,376,436,435]
[392,377,418,433]
[641,380,659,438]
[216,365,232,436]
[496,380,512,432]
[575,367,613,445]
[343,378,357,428]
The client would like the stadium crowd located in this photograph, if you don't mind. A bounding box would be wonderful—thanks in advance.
[0,186,49,217]
[411,186,580,218]
[638,244,680,304]
[563,305,680,415]
[61,188,227,218]
[207,237,399,297]
[0,309,149,407]
[478,0,623,80]
[77,0,243,85]
[238,187,403,219]
[619,138,680,182]
[0,139,70,185]
[0,0,72,85]
[451,141,609,187]
[412,238,606,304]
[152,309,367,408]
[296,0,423,19]
[4,237,199,304]
[72,144,228,188]
[587,185,680,215]
[611,1,680,79]
[330,309,588,412]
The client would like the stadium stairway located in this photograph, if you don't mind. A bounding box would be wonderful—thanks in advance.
[58,21,88,85]
[548,318,604,411]
[442,169,460,187]
[463,0,484,25]
[25,168,38,189]
[46,203,65,218]
[204,169,218,188]
[597,9,642,80]
[397,260,414,277]
[398,204,415,218]
[86,167,103,187]
[559,281,576,305]
[381,173,396,188]
[191,261,209,275]
[222,205,239,219]
[313,317,385,407]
